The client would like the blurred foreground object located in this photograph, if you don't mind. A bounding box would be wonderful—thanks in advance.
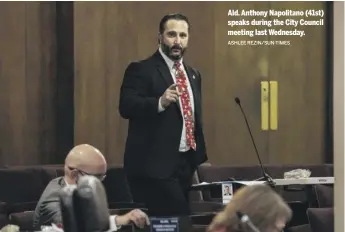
[73,175,110,232]
[0,225,19,232]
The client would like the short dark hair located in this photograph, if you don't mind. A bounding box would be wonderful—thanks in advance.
[159,13,190,34]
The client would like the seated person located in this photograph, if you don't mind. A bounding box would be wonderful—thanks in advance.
[33,144,149,231]
[207,184,292,232]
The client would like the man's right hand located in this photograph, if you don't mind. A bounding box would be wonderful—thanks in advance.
[115,209,150,228]
[160,84,181,108]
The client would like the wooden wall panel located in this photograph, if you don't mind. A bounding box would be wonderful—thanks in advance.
[0,1,331,166]
[0,2,26,165]
[104,2,135,164]
[74,2,108,156]
[268,1,328,164]
[0,2,57,165]
[74,1,329,166]
[56,2,75,163]
[213,2,271,165]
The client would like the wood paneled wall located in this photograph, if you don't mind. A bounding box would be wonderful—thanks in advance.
[74,1,331,166]
[0,2,74,165]
[0,1,331,166]
[0,2,57,165]
[55,2,75,164]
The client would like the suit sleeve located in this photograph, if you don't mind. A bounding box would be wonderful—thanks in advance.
[39,195,62,226]
[192,67,203,101]
[195,68,203,122]
[197,70,202,101]
[119,62,160,119]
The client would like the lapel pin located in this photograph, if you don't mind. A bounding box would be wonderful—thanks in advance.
[192,75,195,79]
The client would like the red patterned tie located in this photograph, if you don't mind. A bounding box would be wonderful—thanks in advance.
[174,62,196,150]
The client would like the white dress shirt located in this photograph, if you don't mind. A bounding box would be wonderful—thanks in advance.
[64,180,120,231]
[158,47,196,152]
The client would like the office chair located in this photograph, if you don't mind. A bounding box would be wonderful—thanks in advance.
[59,185,78,232]
[74,176,110,232]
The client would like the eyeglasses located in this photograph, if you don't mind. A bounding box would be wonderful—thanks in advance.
[68,166,106,181]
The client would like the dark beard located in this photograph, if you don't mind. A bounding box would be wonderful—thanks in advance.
[161,43,186,61]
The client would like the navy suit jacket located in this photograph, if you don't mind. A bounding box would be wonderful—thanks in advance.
[119,50,208,179]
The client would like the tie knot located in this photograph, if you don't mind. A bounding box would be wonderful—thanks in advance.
[174,62,181,69]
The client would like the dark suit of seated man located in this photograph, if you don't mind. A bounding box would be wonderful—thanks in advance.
[33,144,149,231]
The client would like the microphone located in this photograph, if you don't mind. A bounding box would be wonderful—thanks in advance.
[234,97,275,187]
[236,211,260,232]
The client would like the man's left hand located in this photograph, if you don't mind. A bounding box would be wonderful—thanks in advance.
[115,209,150,228]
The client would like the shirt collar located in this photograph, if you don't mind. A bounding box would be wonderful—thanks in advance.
[64,177,76,187]
[158,47,183,70]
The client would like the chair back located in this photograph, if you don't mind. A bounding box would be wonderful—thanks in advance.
[74,176,110,232]
[59,185,78,232]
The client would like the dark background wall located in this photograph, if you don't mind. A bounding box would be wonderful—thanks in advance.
[0,1,333,166]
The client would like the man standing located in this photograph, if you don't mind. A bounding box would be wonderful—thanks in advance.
[119,13,207,216]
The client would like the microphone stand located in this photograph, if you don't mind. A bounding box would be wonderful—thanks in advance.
[254,172,276,188]
[234,97,276,188]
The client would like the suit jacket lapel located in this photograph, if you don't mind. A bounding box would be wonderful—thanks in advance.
[184,64,201,127]
[157,61,174,87]
[153,50,174,86]
[58,177,67,187]
[183,63,198,105]
[154,51,182,111]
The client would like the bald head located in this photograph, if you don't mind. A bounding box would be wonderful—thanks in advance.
[65,144,107,175]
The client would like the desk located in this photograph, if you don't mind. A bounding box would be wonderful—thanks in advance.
[190,177,334,207]
[191,177,334,190]
[191,177,334,227]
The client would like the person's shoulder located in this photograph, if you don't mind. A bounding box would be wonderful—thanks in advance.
[46,176,65,187]
[186,64,202,81]
[126,51,161,69]
[183,61,201,76]
[35,177,64,216]
[41,177,65,197]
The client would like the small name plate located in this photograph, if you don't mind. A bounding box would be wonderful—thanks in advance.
[150,217,179,232]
